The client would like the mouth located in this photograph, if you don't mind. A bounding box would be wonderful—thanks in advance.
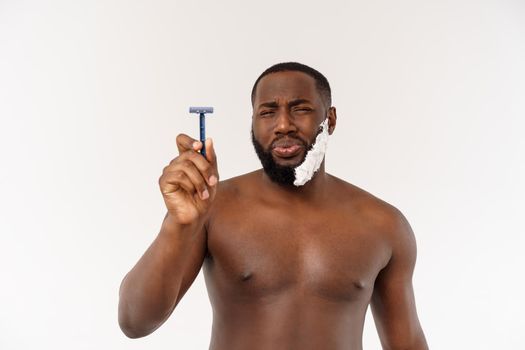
[272,144,303,158]
[270,138,306,159]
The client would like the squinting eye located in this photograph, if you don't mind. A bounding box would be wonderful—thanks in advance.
[295,107,312,112]
[260,111,274,117]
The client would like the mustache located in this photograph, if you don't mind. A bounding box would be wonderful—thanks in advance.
[269,122,324,149]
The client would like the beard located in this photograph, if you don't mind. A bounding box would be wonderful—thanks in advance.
[251,129,312,186]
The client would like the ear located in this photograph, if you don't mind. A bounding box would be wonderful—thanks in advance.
[327,106,337,135]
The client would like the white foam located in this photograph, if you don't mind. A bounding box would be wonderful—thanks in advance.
[293,118,330,186]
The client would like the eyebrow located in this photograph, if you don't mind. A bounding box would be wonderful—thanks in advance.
[257,99,313,109]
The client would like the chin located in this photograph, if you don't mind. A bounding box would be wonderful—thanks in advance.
[273,157,303,169]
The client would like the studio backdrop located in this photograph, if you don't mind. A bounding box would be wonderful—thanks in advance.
[1,0,524,349]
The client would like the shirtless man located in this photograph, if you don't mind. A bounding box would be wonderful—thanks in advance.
[118,62,429,349]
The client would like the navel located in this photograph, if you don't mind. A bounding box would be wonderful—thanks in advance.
[240,272,253,282]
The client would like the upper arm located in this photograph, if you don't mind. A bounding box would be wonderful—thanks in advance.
[371,209,428,350]
[118,216,209,338]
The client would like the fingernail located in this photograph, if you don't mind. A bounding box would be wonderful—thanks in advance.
[209,175,217,186]
[193,141,201,149]
[201,189,209,199]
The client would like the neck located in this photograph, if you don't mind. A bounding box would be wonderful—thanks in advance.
[260,161,328,202]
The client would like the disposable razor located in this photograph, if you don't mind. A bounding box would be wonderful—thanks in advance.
[189,107,214,157]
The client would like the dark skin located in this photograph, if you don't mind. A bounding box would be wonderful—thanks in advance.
[118,71,428,349]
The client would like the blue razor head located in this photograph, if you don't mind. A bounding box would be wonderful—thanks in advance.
[189,107,214,114]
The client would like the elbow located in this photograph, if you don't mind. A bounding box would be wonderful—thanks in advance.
[118,313,159,339]
[119,323,146,339]
[118,298,169,339]
[118,277,174,339]
[118,311,151,339]
[118,280,151,339]
[118,300,155,339]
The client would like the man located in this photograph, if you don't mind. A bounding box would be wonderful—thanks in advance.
[118,62,428,349]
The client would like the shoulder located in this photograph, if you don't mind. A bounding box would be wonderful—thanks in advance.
[328,174,416,250]
[209,170,260,211]
[216,170,259,196]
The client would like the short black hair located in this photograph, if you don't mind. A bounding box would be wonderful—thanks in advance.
[251,62,332,107]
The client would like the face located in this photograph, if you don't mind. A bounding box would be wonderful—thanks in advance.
[251,71,336,185]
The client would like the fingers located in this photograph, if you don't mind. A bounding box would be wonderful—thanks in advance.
[160,171,192,196]
[170,150,215,186]
[164,134,219,201]
[176,133,202,155]
[164,164,210,200]
[161,166,208,200]
[174,134,218,183]
[162,151,217,201]
[204,138,218,178]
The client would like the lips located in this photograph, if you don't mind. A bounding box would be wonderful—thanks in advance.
[271,138,304,158]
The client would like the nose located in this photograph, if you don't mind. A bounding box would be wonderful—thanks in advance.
[274,109,297,135]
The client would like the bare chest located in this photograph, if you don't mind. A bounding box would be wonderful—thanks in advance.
[204,206,390,303]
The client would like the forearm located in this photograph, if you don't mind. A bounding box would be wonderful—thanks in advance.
[118,214,204,338]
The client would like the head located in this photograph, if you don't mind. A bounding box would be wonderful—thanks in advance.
[251,62,337,186]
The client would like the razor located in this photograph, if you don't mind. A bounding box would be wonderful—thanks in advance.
[189,107,214,157]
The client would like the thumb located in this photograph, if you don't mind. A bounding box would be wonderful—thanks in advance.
[205,137,219,179]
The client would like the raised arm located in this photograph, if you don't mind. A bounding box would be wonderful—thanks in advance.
[371,209,428,350]
[118,135,219,338]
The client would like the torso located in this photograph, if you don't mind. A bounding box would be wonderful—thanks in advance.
[203,170,395,350]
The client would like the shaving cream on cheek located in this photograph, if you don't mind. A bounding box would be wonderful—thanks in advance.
[293,118,330,186]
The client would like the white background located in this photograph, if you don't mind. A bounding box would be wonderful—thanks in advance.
[1,0,524,349]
